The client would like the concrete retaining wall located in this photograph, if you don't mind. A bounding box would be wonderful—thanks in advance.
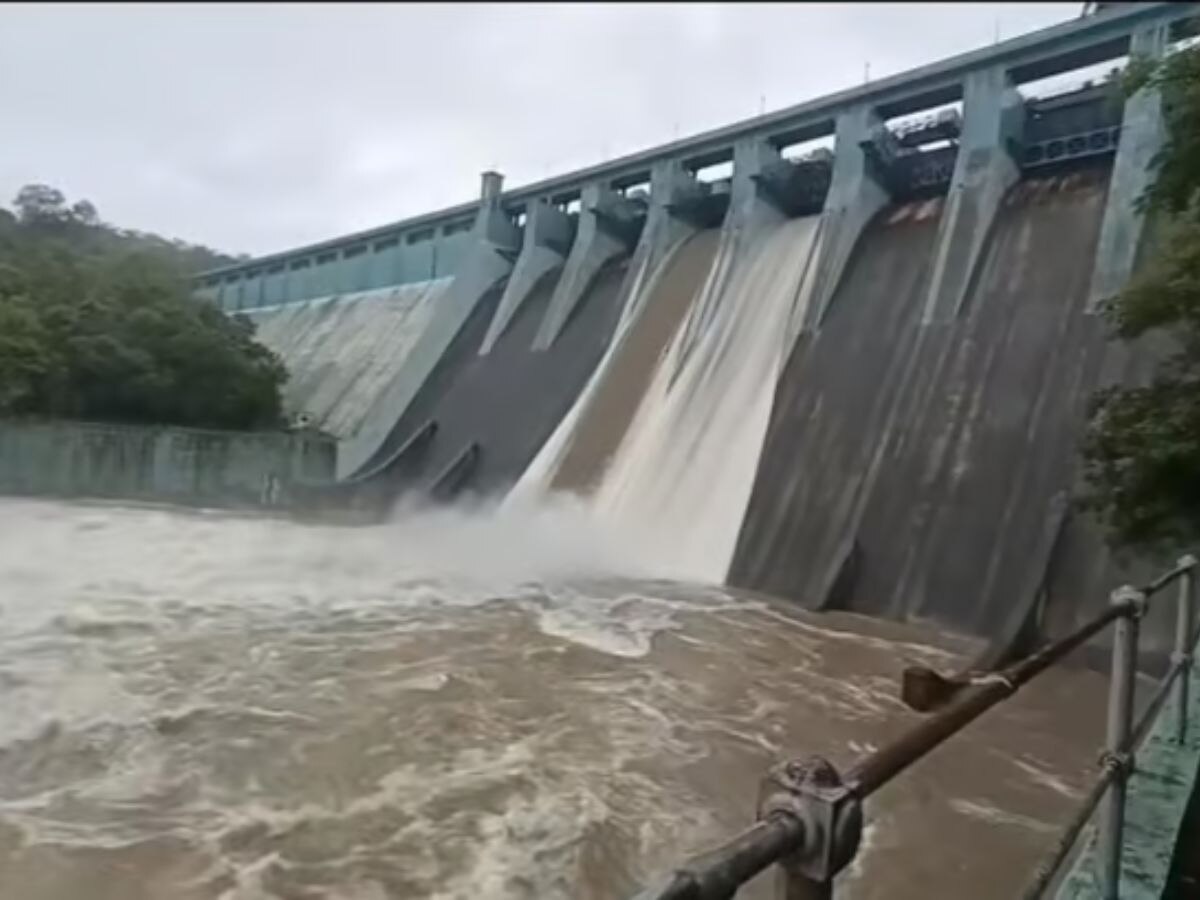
[0,420,335,510]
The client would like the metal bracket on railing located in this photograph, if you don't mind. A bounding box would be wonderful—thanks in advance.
[756,756,863,890]
[1097,748,1133,778]
[1113,584,1149,620]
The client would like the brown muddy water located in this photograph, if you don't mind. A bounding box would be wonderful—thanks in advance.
[0,497,1107,900]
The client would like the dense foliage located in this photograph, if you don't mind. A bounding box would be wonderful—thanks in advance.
[1082,43,1200,550]
[0,185,286,430]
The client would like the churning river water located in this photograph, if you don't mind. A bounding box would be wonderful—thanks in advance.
[0,497,1109,900]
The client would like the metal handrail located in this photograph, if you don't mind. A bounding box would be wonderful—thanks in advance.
[1022,763,1120,900]
[1139,559,1194,596]
[631,554,1199,900]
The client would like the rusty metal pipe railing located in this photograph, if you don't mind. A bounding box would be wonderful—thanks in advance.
[633,600,1135,900]
[1099,587,1142,899]
[1173,557,1197,744]
[848,599,1131,796]
[631,554,1199,900]
[633,816,805,900]
[1024,575,1200,899]
[1139,557,1194,596]
[1131,655,1185,751]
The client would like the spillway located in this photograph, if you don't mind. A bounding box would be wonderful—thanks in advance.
[549,230,722,494]
[247,279,450,440]
[732,169,1132,651]
[359,260,630,502]
[344,285,503,480]
[587,216,822,582]
[729,200,945,606]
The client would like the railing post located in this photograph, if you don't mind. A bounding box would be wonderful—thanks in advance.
[779,871,832,900]
[757,757,862,900]
[1100,585,1143,900]
[1176,555,1197,744]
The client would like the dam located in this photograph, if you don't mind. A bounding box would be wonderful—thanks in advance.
[2,3,1198,899]
[195,1,1197,658]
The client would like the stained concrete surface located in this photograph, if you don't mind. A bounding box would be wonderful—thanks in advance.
[347,285,503,480]
[731,167,1176,660]
[0,419,334,510]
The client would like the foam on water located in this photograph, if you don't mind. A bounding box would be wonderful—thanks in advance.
[0,498,1108,900]
[587,217,822,582]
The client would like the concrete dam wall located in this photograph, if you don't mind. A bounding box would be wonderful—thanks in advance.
[731,170,1115,642]
[202,4,1198,658]
[354,260,631,503]
[247,279,450,442]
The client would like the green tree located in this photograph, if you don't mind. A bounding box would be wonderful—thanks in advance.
[1082,42,1200,551]
[0,185,287,430]
[14,183,68,224]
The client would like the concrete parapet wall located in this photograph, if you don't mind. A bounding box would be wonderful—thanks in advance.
[0,419,335,509]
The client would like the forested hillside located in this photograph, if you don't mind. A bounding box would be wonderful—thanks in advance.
[0,184,287,430]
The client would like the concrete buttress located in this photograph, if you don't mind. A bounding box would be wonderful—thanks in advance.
[481,198,573,354]
[1087,22,1169,311]
[802,106,891,334]
[923,66,1024,324]
[337,172,520,478]
[533,183,640,350]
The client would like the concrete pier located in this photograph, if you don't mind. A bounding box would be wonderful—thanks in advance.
[481,198,573,354]
[803,106,891,333]
[611,160,705,328]
[666,140,789,355]
[1087,22,1169,311]
[338,172,520,478]
[923,66,1024,324]
[730,138,792,235]
[532,183,642,350]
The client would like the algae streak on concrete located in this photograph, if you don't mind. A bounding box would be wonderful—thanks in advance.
[0,420,334,510]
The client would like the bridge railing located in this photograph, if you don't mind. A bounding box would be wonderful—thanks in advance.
[630,554,1199,900]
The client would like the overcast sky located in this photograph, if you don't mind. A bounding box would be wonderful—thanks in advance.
[0,2,1082,257]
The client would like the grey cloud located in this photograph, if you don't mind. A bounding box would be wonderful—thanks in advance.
[0,2,1079,257]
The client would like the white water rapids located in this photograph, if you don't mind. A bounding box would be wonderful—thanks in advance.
[0,496,1107,900]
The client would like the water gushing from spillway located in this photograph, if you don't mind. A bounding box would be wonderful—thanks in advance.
[586,217,822,582]
[0,497,1107,900]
